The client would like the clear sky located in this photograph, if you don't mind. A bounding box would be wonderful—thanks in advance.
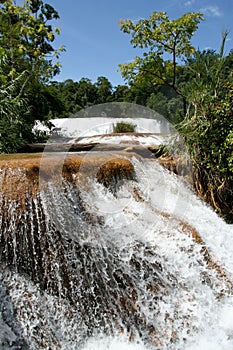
[47,0,233,86]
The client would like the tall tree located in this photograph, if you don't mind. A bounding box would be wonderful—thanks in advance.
[75,78,98,110]
[119,11,203,115]
[0,0,63,151]
[0,0,64,89]
[112,85,130,102]
[95,76,113,104]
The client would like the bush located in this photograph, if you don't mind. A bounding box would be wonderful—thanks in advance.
[179,82,233,223]
[112,121,136,133]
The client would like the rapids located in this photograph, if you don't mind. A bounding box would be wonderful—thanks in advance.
[0,152,233,350]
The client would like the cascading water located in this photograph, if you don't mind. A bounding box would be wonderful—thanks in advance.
[0,152,233,350]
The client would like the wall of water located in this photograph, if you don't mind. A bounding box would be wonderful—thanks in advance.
[0,156,232,349]
[48,117,173,139]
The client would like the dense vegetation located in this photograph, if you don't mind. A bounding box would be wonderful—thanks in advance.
[0,1,232,221]
[0,0,63,151]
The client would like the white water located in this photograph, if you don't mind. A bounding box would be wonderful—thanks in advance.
[72,133,166,146]
[77,157,233,349]
[34,117,173,139]
[0,155,232,349]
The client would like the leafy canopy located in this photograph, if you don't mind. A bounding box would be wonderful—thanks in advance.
[119,12,204,93]
[0,0,63,152]
[0,0,64,84]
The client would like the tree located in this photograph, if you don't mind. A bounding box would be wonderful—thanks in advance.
[95,76,113,104]
[0,0,63,87]
[112,85,130,102]
[0,0,63,151]
[54,79,79,116]
[119,11,204,115]
[146,92,168,117]
[0,69,30,153]
[75,78,98,110]
[26,82,65,120]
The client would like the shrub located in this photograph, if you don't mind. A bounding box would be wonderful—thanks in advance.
[112,121,136,133]
[179,82,233,223]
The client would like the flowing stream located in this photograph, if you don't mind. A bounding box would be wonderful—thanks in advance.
[0,154,233,350]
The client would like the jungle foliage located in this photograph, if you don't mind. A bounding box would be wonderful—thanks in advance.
[0,0,63,152]
[178,48,233,222]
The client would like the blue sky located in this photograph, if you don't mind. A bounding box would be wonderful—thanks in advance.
[47,0,233,86]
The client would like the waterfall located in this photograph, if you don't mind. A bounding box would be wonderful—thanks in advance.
[0,153,233,350]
